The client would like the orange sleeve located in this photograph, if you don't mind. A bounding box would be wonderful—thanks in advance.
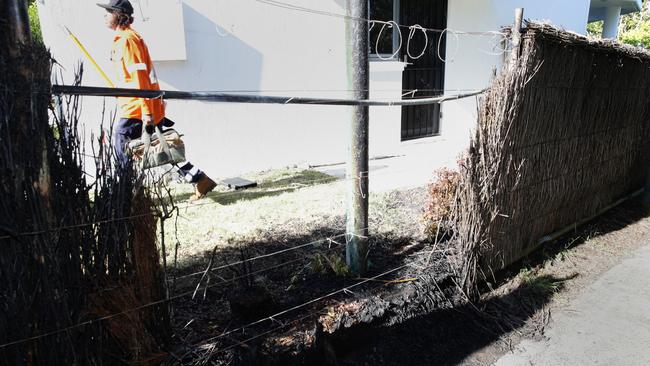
[123,38,155,117]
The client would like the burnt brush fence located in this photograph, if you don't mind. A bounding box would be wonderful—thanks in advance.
[0,34,170,366]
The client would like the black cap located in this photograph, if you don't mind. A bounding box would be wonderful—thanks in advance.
[97,0,134,15]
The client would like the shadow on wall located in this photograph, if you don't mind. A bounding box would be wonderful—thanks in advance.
[156,2,263,92]
[150,2,265,176]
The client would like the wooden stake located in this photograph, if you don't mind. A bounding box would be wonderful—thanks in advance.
[511,8,524,62]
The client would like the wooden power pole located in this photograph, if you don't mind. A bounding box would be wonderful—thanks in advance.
[344,0,370,276]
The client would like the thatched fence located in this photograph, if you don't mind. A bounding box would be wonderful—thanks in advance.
[455,22,650,293]
[0,6,170,365]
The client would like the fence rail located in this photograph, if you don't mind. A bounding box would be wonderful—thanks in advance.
[51,84,485,107]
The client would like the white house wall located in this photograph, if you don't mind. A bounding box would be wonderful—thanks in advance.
[38,0,409,177]
[38,0,593,178]
[443,0,591,157]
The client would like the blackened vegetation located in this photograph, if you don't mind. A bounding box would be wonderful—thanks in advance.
[0,38,169,365]
[455,22,650,296]
[164,208,467,365]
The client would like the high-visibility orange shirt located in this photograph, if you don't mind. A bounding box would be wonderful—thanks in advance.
[111,26,165,124]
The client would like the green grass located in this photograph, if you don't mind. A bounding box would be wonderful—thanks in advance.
[519,268,562,295]
[161,168,423,269]
[164,168,346,267]
[172,169,337,204]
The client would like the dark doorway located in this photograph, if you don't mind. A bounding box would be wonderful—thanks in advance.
[400,0,448,140]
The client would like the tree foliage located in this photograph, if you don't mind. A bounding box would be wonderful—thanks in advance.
[586,20,603,37]
[28,1,43,43]
[588,0,650,48]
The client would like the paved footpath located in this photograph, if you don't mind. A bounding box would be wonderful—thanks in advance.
[494,242,650,366]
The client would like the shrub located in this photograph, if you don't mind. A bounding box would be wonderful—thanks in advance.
[424,167,461,237]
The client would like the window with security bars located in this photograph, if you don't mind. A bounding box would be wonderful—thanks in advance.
[369,0,400,58]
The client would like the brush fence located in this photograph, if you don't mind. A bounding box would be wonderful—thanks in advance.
[0,42,169,364]
[456,23,650,289]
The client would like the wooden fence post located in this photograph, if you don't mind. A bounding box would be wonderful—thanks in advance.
[511,8,524,62]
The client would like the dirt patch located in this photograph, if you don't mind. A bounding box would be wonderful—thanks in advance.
[164,178,450,364]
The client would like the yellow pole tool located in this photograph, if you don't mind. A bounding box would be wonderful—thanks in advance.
[64,26,115,88]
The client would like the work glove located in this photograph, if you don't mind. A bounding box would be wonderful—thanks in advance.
[145,123,155,135]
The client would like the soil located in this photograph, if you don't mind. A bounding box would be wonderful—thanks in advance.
[165,187,459,364]
[163,187,649,366]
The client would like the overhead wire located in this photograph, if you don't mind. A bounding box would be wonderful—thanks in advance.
[406,24,429,60]
[437,28,460,63]
[254,0,506,36]
[253,0,509,62]
[373,20,403,61]
[6,85,504,95]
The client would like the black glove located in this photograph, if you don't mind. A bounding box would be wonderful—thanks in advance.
[144,123,155,135]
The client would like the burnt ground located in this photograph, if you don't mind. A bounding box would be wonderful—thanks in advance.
[163,187,461,364]
[161,188,648,366]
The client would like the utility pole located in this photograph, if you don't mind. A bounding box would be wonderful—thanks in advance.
[511,8,524,63]
[344,0,369,276]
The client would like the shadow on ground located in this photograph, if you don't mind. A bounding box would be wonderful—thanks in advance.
[164,190,647,365]
[325,199,649,366]
[328,273,571,366]
[490,198,648,291]
[172,170,338,205]
[167,221,429,363]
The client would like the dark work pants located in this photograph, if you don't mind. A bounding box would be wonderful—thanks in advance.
[113,117,206,183]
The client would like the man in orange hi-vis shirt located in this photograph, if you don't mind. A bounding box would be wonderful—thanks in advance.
[98,0,216,201]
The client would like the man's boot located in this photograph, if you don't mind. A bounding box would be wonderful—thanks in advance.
[190,174,217,201]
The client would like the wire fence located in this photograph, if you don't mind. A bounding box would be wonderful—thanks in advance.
[16,8,645,364]
[7,15,648,366]
[0,160,435,241]
[2,14,499,361]
[0,222,418,352]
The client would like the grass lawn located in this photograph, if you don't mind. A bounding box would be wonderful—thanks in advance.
[163,167,428,270]
[164,167,432,352]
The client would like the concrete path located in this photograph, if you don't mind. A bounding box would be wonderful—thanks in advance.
[315,137,462,192]
[494,243,650,366]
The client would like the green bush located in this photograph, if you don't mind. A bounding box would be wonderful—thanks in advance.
[587,0,650,49]
[28,0,43,43]
[620,21,650,48]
